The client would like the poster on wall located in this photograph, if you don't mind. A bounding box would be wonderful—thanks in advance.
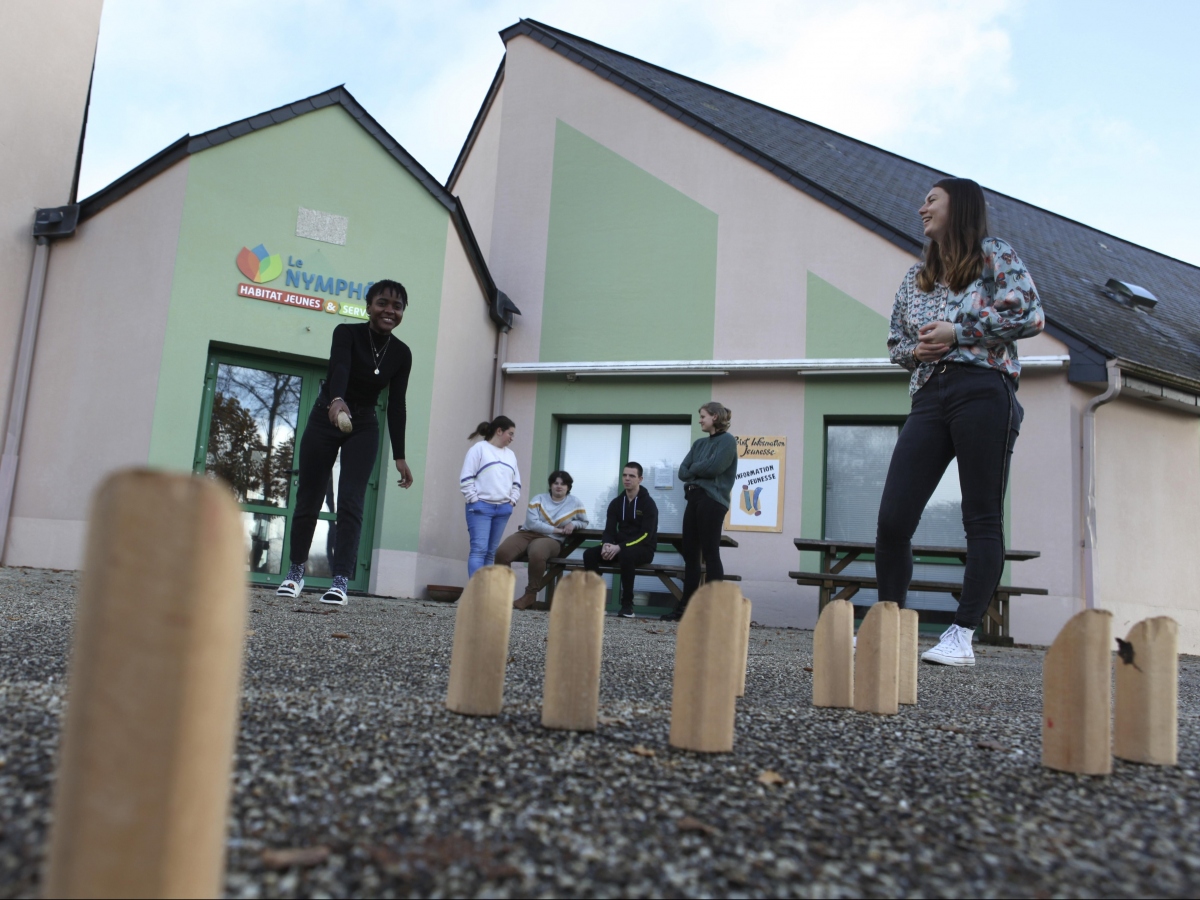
[725,436,786,533]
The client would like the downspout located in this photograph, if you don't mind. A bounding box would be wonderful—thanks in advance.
[0,237,52,563]
[1081,358,1122,609]
[491,326,510,418]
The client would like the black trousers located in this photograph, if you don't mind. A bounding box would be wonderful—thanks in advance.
[582,540,656,606]
[681,487,727,605]
[875,364,1023,628]
[289,395,380,579]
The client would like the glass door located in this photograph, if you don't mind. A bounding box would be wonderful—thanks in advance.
[558,420,692,613]
[192,351,382,592]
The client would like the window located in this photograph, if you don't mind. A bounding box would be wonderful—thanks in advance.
[824,423,964,612]
[558,420,692,609]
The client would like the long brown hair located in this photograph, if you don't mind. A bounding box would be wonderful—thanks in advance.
[916,178,989,293]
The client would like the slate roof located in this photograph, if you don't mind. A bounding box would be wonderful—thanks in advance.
[476,20,1200,389]
[79,86,504,315]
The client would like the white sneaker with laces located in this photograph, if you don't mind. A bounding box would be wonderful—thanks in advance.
[276,578,304,598]
[921,624,975,667]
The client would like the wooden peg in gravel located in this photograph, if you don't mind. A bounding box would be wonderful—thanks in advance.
[44,470,247,899]
[1114,616,1178,766]
[1042,609,1113,775]
[542,571,606,731]
[670,581,745,752]
[854,601,899,715]
[446,565,516,717]
[899,608,919,706]
[812,598,854,708]
[736,596,752,698]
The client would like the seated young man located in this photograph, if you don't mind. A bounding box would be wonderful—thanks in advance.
[495,469,588,610]
[582,462,659,618]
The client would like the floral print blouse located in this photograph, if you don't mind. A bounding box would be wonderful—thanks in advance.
[888,236,1045,395]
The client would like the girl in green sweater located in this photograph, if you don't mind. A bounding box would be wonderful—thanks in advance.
[664,401,738,621]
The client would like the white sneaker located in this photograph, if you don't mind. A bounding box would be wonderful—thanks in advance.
[921,624,976,667]
[319,587,348,606]
[276,578,304,598]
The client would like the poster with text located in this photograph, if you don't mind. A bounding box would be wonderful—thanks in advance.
[726,436,786,533]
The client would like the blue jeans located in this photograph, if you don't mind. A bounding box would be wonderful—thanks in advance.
[465,500,514,577]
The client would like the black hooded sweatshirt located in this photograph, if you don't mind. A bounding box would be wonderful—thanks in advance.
[600,486,658,549]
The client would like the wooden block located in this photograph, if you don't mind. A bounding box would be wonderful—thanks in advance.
[43,470,248,899]
[669,581,745,752]
[446,565,516,716]
[812,599,854,708]
[854,601,899,715]
[735,596,752,698]
[1114,616,1178,766]
[899,608,919,706]
[1042,609,1112,775]
[542,572,606,731]
[336,411,353,433]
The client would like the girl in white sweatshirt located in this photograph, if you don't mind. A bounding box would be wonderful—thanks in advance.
[460,416,521,577]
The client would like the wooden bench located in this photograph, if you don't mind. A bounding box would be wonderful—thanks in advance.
[789,569,1047,646]
[547,556,740,605]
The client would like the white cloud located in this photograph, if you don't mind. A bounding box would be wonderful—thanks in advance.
[77,0,1197,264]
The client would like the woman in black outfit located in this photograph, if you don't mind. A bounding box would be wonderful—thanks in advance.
[276,280,414,605]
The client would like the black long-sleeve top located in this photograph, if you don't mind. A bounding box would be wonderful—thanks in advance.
[325,322,412,459]
[600,486,658,549]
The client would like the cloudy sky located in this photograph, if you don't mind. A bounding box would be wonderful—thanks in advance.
[80,0,1199,265]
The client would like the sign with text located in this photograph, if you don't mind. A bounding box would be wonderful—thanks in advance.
[237,282,336,313]
[726,435,786,533]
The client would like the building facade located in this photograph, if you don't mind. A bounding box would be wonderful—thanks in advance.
[6,19,1200,652]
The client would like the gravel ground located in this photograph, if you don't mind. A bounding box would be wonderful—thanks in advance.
[2,565,1200,898]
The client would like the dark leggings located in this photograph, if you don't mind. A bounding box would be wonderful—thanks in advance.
[681,488,727,605]
[875,364,1023,628]
[289,397,380,579]
[583,541,656,605]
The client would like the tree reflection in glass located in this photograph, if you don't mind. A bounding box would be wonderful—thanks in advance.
[206,364,302,507]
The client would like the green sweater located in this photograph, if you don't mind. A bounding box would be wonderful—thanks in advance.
[678,431,738,508]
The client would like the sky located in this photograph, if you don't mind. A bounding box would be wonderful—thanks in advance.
[79,0,1200,266]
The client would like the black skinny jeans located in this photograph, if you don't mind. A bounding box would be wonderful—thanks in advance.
[289,393,380,579]
[681,487,727,606]
[875,363,1023,628]
[582,541,656,606]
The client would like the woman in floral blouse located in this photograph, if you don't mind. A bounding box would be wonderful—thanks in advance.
[876,177,1044,668]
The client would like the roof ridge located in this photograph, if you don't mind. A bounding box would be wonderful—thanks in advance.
[518,18,1200,274]
[504,19,923,255]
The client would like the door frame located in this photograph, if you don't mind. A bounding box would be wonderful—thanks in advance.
[192,347,384,592]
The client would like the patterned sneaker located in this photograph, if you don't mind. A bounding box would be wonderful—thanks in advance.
[921,624,976,667]
[618,604,635,618]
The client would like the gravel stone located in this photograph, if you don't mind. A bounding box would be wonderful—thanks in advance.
[2,565,1199,897]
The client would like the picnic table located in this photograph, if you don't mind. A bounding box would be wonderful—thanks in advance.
[790,537,1046,645]
[538,528,738,606]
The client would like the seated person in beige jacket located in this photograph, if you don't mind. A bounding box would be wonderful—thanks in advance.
[495,470,589,609]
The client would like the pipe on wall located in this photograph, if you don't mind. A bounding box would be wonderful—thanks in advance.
[0,237,52,563]
[491,327,509,418]
[1080,358,1122,610]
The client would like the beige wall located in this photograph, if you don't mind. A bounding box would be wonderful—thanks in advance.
[1006,358,1082,644]
[371,216,495,597]
[448,82,505,261]
[1094,395,1200,654]
[0,0,104,433]
[6,161,189,569]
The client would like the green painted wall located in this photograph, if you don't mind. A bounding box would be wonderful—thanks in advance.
[529,378,711,498]
[540,121,718,362]
[805,271,890,358]
[150,105,449,553]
